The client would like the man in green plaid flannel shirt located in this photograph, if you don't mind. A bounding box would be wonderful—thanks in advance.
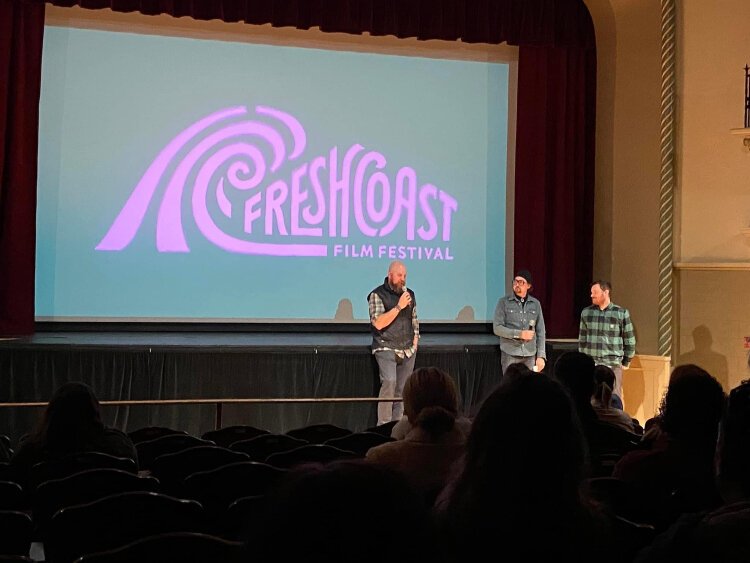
[578,280,635,404]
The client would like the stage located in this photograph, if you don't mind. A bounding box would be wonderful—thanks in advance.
[0,330,577,443]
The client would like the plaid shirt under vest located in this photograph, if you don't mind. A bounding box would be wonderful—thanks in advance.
[578,302,636,367]
[368,292,420,358]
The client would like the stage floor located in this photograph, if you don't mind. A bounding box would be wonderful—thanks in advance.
[0,331,501,352]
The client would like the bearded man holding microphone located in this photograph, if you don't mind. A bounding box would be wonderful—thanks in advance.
[368,260,419,426]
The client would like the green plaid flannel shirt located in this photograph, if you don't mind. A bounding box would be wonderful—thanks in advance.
[578,302,635,367]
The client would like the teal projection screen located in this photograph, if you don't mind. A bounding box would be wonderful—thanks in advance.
[35,21,511,323]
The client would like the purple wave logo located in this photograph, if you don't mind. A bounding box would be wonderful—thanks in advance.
[97,106,458,258]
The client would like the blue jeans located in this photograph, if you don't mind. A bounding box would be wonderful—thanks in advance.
[374,350,416,425]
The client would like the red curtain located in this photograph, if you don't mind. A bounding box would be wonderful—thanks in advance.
[0,0,596,337]
[0,0,45,336]
[515,44,597,336]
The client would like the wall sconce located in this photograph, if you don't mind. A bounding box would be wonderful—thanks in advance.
[731,64,750,151]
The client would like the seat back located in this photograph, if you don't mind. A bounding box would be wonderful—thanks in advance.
[183,461,286,519]
[46,491,205,563]
[286,424,352,444]
[127,427,186,445]
[324,432,395,456]
[0,481,24,511]
[365,420,398,437]
[610,515,657,561]
[230,434,307,461]
[74,531,244,563]
[0,434,11,462]
[0,510,34,555]
[201,426,269,448]
[222,495,268,541]
[0,462,16,484]
[151,446,248,496]
[265,444,357,469]
[135,434,211,471]
[29,452,137,491]
[34,468,160,539]
[0,511,33,557]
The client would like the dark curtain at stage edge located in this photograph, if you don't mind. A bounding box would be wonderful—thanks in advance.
[0,0,596,337]
[515,45,597,337]
[0,0,44,336]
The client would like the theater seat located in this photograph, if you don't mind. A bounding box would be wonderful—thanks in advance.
[34,468,160,540]
[324,432,395,456]
[265,444,357,469]
[151,446,248,497]
[72,532,244,563]
[0,481,24,511]
[201,426,269,448]
[285,424,352,444]
[46,491,206,563]
[230,434,307,462]
[365,420,398,437]
[183,461,286,521]
[135,434,211,471]
[29,452,136,491]
[0,511,33,557]
[127,427,186,445]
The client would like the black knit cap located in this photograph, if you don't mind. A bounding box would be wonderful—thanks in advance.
[514,269,533,285]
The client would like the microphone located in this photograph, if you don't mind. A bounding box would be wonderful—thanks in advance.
[529,319,536,331]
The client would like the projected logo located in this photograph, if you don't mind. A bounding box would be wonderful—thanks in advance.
[97,106,458,260]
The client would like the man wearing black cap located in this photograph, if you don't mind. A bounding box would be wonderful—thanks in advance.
[493,269,547,375]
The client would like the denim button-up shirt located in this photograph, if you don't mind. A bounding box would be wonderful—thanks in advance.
[493,294,546,359]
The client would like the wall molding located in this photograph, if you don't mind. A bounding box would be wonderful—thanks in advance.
[674,262,750,271]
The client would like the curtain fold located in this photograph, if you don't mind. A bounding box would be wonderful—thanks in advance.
[515,44,596,337]
[0,0,45,336]
[0,0,596,337]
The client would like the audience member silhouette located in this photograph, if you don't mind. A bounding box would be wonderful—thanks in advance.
[635,379,750,562]
[10,382,137,485]
[389,366,472,439]
[367,367,467,501]
[592,365,640,433]
[434,374,611,562]
[248,459,436,562]
[553,351,639,465]
[614,364,725,530]
[501,361,534,385]
[595,364,624,410]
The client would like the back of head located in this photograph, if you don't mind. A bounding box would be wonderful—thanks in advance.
[717,380,750,499]
[554,351,596,404]
[449,375,587,516]
[502,362,534,385]
[661,364,725,444]
[403,367,458,436]
[253,460,433,561]
[593,365,616,407]
[39,382,104,452]
[593,365,616,389]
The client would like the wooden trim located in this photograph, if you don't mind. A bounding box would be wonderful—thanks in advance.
[0,397,400,408]
[674,262,750,271]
